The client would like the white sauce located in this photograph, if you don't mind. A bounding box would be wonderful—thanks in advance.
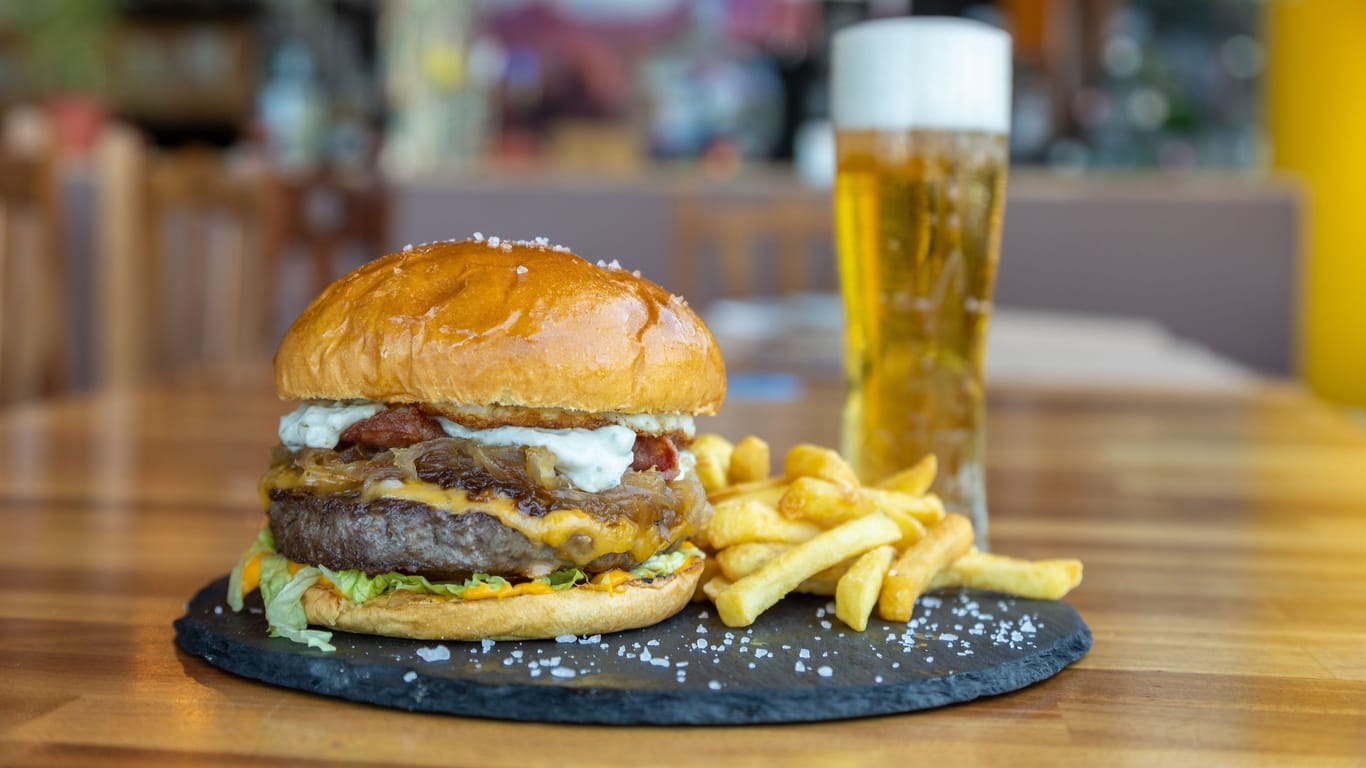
[277,401,695,492]
[278,402,384,452]
[676,450,696,482]
[438,419,636,493]
[609,412,695,438]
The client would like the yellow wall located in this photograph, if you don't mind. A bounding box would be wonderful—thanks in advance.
[1267,1,1366,404]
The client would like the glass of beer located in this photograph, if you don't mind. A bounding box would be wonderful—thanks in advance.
[831,18,1010,546]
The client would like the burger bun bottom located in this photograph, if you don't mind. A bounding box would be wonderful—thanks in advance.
[300,558,704,641]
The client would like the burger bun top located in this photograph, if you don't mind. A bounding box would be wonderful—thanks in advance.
[275,239,726,415]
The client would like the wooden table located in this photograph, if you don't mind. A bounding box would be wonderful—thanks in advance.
[2,369,1365,766]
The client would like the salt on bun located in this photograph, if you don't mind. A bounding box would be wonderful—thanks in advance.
[274,238,726,416]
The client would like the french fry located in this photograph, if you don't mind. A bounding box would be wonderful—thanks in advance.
[794,571,843,597]
[700,436,1084,633]
[877,513,974,622]
[702,575,732,602]
[778,477,945,526]
[714,512,901,628]
[691,433,734,493]
[836,545,895,632]
[929,549,1084,600]
[715,542,790,581]
[881,507,929,547]
[777,476,860,522]
[707,476,787,506]
[715,541,846,596]
[708,499,821,549]
[728,436,771,484]
[784,443,860,487]
[876,454,938,496]
[692,554,723,602]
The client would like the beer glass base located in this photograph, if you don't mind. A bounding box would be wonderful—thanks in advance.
[944,460,988,551]
[949,497,989,551]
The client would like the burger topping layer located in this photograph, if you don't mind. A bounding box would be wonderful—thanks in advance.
[281,400,695,448]
[260,432,710,579]
[435,419,634,493]
[278,401,693,492]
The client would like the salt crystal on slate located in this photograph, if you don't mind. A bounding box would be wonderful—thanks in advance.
[416,645,450,662]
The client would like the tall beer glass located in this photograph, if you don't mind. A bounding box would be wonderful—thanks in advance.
[832,18,1010,545]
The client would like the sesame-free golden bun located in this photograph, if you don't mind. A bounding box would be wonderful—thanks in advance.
[300,557,704,641]
[274,239,726,415]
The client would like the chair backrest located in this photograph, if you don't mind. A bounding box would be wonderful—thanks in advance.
[261,167,388,334]
[671,191,834,304]
[94,125,269,388]
[0,143,65,404]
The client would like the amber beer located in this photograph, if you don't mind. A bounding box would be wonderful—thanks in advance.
[832,18,1011,543]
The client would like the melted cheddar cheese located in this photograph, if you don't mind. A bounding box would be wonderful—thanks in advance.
[260,465,670,567]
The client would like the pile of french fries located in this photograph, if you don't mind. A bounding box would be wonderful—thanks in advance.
[690,434,1083,632]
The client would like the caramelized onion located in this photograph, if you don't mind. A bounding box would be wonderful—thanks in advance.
[271,438,710,545]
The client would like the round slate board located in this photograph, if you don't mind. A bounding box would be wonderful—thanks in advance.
[175,576,1090,725]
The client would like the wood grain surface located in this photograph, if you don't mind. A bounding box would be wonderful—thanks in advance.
[2,368,1364,766]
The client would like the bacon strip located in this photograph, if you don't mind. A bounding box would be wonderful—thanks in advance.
[339,406,445,449]
[632,434,680,480]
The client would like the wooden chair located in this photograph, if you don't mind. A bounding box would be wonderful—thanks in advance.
[670,192,835,304]
[261,167,388,337]
[94,125,269,388]
[0,143,65,404]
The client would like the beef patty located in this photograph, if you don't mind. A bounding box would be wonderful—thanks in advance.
[267,491,649,580]
[264,434,708,580]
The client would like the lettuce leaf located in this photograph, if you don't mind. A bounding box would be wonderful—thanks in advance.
[319,566,586,603]
[257,554,335,652]
[226,528,276,612]
[631,542,704,580]
[221,527,597,653]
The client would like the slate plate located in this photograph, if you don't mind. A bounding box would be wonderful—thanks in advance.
[175,576,1090,725]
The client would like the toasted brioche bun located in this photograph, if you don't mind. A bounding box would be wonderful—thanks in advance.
[299,558,704,641]
[275,239,726,415]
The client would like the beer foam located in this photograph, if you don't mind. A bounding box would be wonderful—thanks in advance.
[832,17,1011,133]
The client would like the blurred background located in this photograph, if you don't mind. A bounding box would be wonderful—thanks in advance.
[0,0,1361,408]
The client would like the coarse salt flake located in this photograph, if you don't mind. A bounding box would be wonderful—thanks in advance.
[416,645,450,662]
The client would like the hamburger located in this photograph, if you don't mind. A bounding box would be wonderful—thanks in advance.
[227,236,725,649]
